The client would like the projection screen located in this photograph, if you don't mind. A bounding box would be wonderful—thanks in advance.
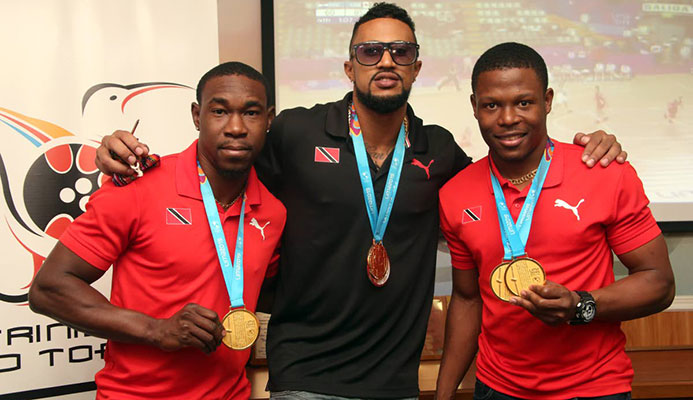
[273,1,693,223]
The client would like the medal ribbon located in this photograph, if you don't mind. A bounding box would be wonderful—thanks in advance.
[491,139,554,260]
[349,103,406,243]
[197,161,246,308]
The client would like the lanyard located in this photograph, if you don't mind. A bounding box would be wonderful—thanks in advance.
[197,161,246,308]
[491,140,554,260]
[349,104,406,243]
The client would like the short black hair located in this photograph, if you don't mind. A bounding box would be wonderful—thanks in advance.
[471,42,548,93]
[196,61,273,106]
[349,2,417,52]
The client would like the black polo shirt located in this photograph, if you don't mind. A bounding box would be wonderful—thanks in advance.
[256,92,471,398]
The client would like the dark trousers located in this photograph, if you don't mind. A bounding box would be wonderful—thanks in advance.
[473,379,632,400]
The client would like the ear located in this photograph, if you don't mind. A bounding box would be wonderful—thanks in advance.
[412,59,423,81]
[344,60,354,83]
[191,102,200,130]
[470,94,478,119]
[266,106,276,131]
[544,88,554,115]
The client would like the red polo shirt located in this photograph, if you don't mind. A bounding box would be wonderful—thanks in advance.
[439,140,660,399]
[60,141,286,400]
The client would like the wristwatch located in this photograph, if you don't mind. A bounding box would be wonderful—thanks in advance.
[569,291,596,325]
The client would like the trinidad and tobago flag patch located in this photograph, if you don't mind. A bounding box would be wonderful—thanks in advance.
[314,146,340,163]
[166,208,192,225]
[462,206,481,224]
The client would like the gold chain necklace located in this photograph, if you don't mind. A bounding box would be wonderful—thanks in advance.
[507,168,538,185]
[215,187,245,211]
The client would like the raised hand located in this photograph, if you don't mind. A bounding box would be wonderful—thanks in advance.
[96,130,150,176]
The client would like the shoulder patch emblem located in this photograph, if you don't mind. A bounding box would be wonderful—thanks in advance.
[314,146,340,163]
[166,208,192,225]
[462,206,481,224]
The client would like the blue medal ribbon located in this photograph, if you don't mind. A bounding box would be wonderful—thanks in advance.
[197,161,246,308]
[491,139,554,260]
[349,103,406,244]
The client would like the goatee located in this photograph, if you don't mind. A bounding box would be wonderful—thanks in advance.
[218,167,250,180]
[355,86,411,114]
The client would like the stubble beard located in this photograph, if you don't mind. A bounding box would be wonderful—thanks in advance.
[215,157,252,180]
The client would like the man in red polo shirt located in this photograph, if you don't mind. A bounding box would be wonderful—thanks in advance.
[28,62,286,399]
[436,43,675,400]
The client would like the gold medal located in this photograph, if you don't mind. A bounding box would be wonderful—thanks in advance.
[490,262,512,302]
[221,308,260,350]
[367,240,390,287]
[504,257,546,296]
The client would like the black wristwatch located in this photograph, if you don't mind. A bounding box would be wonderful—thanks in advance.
[569,291,596,325]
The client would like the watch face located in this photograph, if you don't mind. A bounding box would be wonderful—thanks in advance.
[582,302,596,321]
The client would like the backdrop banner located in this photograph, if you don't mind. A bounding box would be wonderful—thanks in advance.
[0,1,218,396]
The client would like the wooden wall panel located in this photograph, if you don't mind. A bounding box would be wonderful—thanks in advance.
[622,311,693,350]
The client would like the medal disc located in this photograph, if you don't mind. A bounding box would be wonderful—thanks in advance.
[221,308,260,350]
[504,257,546,296]
[367,241,390,287]
[490,262,512,302]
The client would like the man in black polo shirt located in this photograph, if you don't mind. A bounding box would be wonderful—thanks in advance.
[94,3,627,399]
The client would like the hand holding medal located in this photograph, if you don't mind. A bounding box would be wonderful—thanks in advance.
[491,258,546,301]
[508,281,583,326]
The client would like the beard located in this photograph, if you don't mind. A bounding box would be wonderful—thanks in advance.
[354,85,411,114]
[218,165,250,180]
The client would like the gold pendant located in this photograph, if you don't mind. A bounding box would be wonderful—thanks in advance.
[490,262,512,302]
[504,257,546,296]
[221,308,260,350]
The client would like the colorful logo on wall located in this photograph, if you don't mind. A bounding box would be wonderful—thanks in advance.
[0,107,104,304]
[0,81,191,305]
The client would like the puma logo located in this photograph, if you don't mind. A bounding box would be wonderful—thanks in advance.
[249,218,270,240]
[412,158,434,180]
[554,199,585,221]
